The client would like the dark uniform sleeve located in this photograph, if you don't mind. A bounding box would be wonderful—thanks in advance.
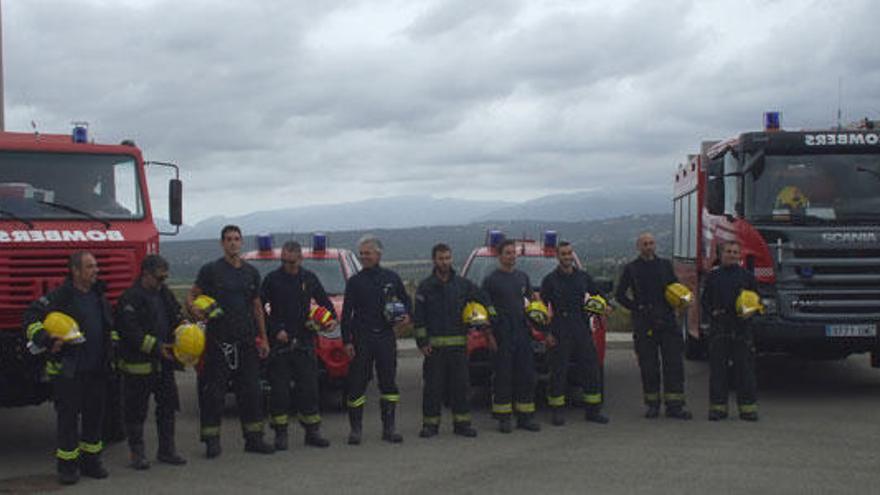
[701,270,717,317]
[744,270,758,292]
[341,277,356,344]
[413,280,429,348]
[394,273,412,314]
[309,271,337,320]
[615,264,637,312]
[523,273,535,301]
[540,273,556,310]
[194,262,214,294]
[117,290,160,358]
[23,291,57,348]
[663,259,679,285]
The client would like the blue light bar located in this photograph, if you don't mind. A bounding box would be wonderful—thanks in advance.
[313,232,327,252]
[764,111,780,131]
[72,123,88,143]
[256,234,273,252]
[544,230,558,249]
[487,230,505,248]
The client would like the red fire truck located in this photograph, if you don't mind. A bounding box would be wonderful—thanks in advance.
[674,113,880,364]
[461,230,610,389]
[242,233,358,392]
[0,126,182,406]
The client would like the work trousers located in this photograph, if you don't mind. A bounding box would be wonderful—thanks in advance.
[346,332,399,410]
[422,345,470,425]
[198,339,265,440]
[267,346,321,429]
[54,372,107,461]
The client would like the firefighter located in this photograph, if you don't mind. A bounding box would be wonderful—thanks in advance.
[701,240,760,421]
[116,254,188,470]
[187,225,274,458]
[260,241,334,450]
[615,233,693,420]
[414,243,491,438]
[342,235,411,445]
[24,251,113,485]
[540,241,610,426]
[482,239,541,433]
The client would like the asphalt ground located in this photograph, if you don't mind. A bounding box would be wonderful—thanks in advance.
[2,340,880,494]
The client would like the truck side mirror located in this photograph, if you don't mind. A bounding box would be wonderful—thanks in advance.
[169,179,183,226]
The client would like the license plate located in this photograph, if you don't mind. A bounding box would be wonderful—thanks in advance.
[825,323,877,338]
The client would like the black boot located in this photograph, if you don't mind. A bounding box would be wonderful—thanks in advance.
[348,408,363,445]
[497,416,513,433]
[380,401,403,443]
[666,405,693,420]
[273,427,289,451]
[585,405,610,424]
[550,407,565,426]
[126,423,150,470]
[453,423,477,438]
[516,413,541,432]
[204,437,222,459]
[419,424,439,438]
[57,459,80,485]
[80,452,109,479]
[644,403,660,419]
[157,419,187,465]
[244,432,275,454]
[708,408,729,421]
[304,423,330,448]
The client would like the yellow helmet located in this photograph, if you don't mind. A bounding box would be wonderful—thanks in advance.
[173,322,206,366]
[43,312,85,344]
[775,185,809,210]
[583,294,608,315]
[735,290,764,319]
[664,283,693,310]
[525,300,550,326]
[193,295,223,319]
[462,302,489,328]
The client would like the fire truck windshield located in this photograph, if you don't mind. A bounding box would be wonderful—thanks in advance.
[0,152,145,220]
[744,153,880,224]
[251,257,348,295]
[465,255,559,290]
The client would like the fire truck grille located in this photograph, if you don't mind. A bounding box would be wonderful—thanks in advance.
[0,248,136,329]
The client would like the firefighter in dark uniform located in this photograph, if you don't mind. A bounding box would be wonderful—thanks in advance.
[701,240,759,421]
[342,235,411,445]
[540,241,610,426]
[187,225,274,458]
[615,232,693,419]
[261,241,334,450]
[116,254,188,470]
[414,243,490,438]
[24,251,112,485]
[482,239,541,433]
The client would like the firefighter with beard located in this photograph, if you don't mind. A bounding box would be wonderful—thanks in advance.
[116,254,188,469]
[342,235,412,445]
[540,241,610,426]
[615,232,693,420]
[187,225,275,458]
[414,243,492,439]
[261,241,334,450]
[701,240,760,422]
[482,239,541,433]
[24,251,113,485]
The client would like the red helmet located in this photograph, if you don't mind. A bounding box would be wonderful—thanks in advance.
[308,306,334,331]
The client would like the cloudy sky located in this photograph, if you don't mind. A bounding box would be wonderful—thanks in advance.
[5,0,879,223]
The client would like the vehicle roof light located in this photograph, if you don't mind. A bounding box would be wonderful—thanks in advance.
[764,111,780,132]
[256,233,273,252]
[543,230,558,249]
[487,230,505,248]
[71,122,89,143]
[313,232,327,253]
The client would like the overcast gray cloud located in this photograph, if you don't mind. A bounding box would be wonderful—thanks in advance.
[5,0,879,223]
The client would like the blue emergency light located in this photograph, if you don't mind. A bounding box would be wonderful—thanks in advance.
[764,111,781,131]
[257,234,273,252]
[543,230,558,249]
[313,233,327,252]
[72,122,89,143]
[487,230,505,248]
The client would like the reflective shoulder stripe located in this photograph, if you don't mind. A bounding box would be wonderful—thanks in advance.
[27,322,44,341]
[429,335,467,347]
[141,334,157,354]
[119,361,155,375]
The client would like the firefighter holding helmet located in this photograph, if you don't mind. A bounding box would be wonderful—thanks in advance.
[615,233,693,420]
[115,254,191,470]
[23,251,114,485]
[413,243,493,438]
[260,241,335,450]
[701,240,761,421]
